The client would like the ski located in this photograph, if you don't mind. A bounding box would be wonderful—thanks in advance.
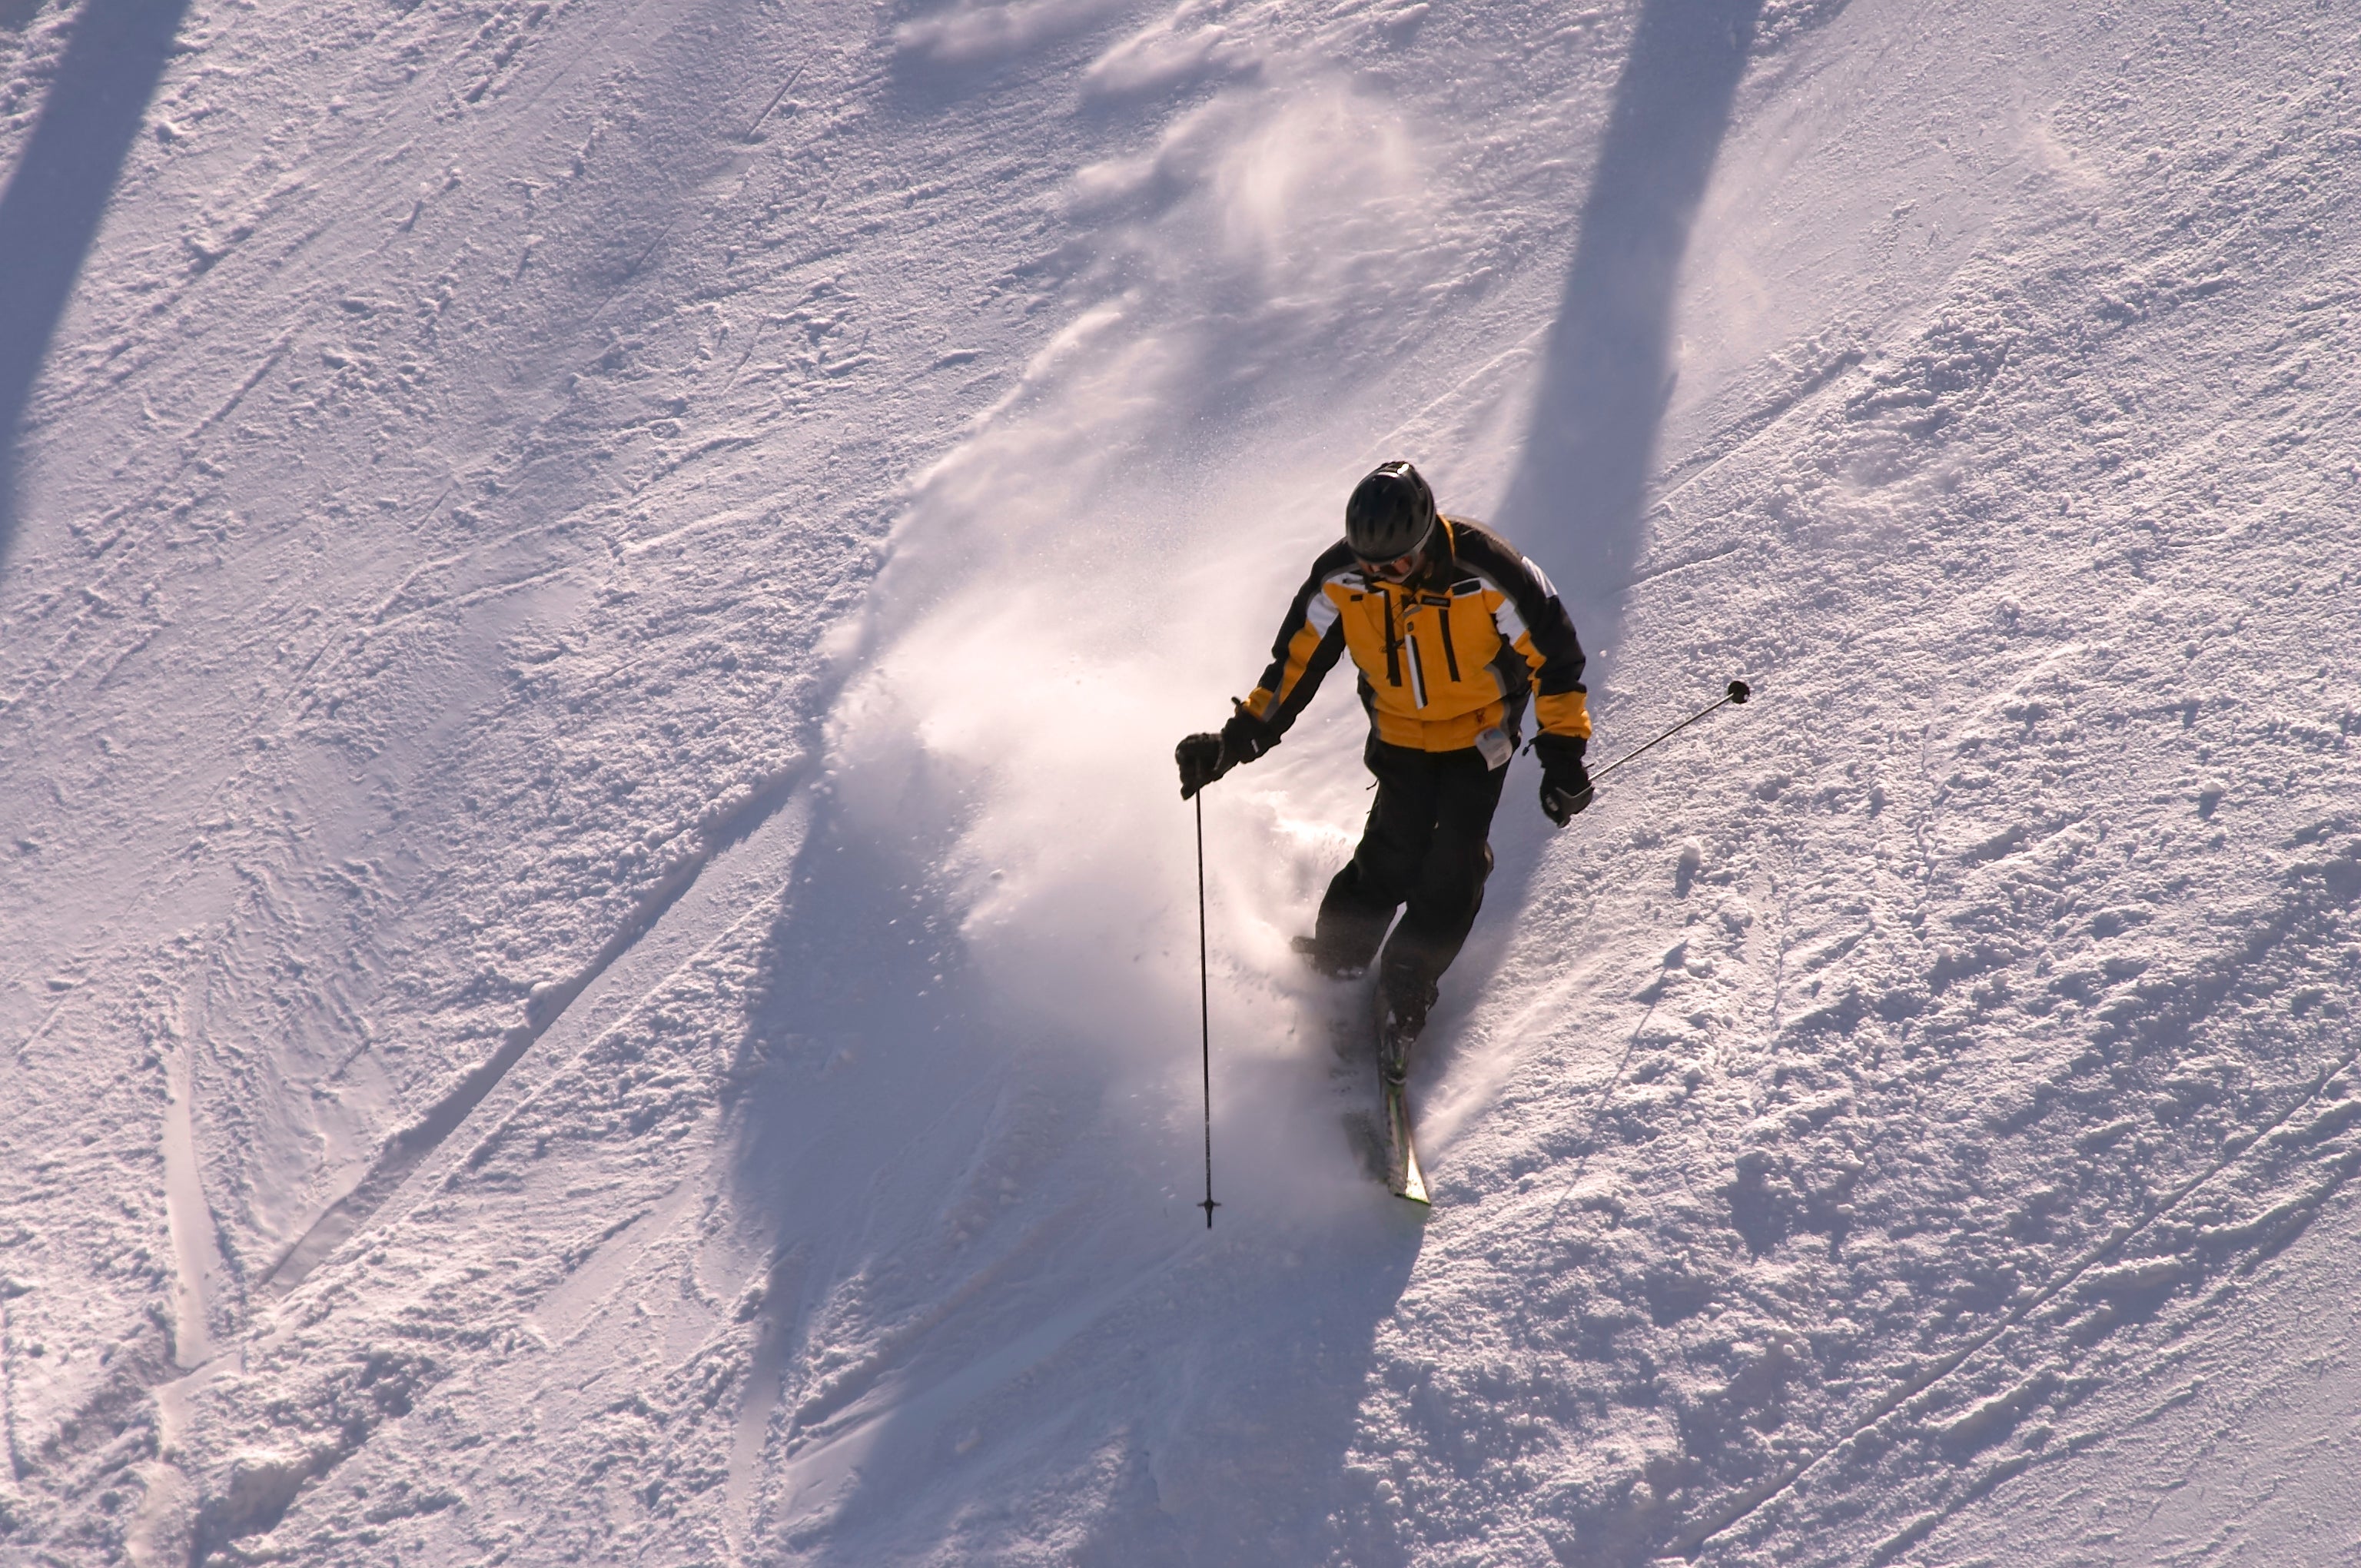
[1376,987,1432,1204]
[1383,1075,1430,1204]
[1308,945,1430,1204]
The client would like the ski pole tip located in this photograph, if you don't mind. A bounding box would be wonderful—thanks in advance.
[1199,1198,1219,1228]
[1726,679,1752,705]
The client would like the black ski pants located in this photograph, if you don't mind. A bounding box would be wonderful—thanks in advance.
[1313,740,1506,1002]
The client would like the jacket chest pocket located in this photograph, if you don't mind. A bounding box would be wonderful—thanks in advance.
[1400,594,1474,709]
[1425,596,1468,684]
[1349,589,1493,709]
[1433,590,1502,686]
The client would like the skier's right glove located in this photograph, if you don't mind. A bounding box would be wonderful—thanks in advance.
[1176,733,1224,798]
[1535,734,1592,826]
[1176,709,1273,799]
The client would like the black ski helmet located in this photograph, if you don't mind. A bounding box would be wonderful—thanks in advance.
[1345,460,1437,563]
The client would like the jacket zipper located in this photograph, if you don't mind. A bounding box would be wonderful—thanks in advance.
[1382,590,1402,687]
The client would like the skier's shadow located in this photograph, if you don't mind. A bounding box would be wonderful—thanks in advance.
[0,0,194,571]
[1490,0,1765,638]
[1435,0,1763,1051]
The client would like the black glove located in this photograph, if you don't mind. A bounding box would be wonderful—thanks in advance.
[1534,734,1592,826]
[1176,710,1274,799]
[1176,733,1224,798]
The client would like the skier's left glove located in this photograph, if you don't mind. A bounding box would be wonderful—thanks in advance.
[1535,734,1592,826]
[1175,709,1273,799]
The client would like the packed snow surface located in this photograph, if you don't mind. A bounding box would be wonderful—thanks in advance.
[2,0,2358,1563]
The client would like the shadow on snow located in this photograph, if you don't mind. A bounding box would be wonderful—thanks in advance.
[1491,0,1767,643]
[720,763,1426,1563]
[1428,3,1765,1558]
[1443,0,1765,1066]
[0,0,192,572]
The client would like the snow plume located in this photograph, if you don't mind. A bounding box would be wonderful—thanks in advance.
[894,0,1135,70]
[814,75,1448,1215]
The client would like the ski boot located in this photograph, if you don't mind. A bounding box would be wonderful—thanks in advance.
[1376,977,1436,1086]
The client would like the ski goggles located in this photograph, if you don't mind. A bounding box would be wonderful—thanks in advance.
[1356,523,1434,581]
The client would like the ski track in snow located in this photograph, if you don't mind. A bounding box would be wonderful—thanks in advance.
[1,0,2358,1563]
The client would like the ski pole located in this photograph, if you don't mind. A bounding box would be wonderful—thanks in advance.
[1194,791,1219,1228]
[1589,678,1752,784]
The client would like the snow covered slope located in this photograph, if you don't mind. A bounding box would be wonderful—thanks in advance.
[2,0,2356,1563]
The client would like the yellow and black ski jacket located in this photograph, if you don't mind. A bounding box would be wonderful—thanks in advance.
[1239,517,1589,756]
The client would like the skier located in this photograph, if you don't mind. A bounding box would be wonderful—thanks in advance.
[1175,460,1593,1081]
